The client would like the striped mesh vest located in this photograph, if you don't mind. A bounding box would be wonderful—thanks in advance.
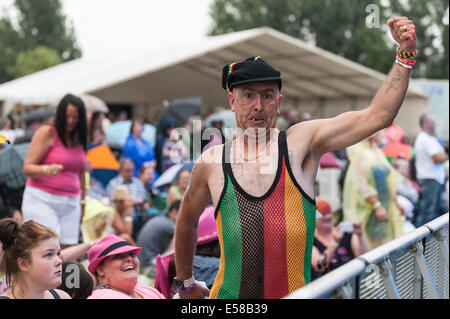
[210,131,316,299]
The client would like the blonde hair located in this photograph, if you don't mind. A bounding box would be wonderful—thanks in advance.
[112,186,131,210]
[113,186,131,201]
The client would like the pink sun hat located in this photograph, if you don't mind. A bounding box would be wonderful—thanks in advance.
[87,234,142,275]
[197,206,218,246]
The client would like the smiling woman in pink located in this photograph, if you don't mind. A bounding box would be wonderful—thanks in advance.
[87,234,165,299]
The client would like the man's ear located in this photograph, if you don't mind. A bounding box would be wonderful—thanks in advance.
[228,91,236,112]
[277,94,283,114]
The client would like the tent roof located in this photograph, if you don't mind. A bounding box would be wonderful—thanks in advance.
[0,27,428,113]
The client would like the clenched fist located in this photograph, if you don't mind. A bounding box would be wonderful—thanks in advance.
[388,17,417,52]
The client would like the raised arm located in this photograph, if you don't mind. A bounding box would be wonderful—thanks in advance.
[295,17,417,157]
[174,157,212,299]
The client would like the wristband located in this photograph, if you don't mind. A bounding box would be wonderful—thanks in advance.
[174,276,196,291]
[397,49,418,59]
[373,201,382,209]
[395,60,413,69]
[123,216,133,222]
[180,281,197,293]
[395,53,415,70]
[396,55,415,65]
[80,199,86,205]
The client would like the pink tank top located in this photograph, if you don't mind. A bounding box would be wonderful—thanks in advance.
[26,125,85,197]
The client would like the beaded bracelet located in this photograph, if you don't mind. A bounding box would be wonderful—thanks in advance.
[397,49,418,59]
[396,55,416,66]
[395,60,413,69]
[395,56,414,69]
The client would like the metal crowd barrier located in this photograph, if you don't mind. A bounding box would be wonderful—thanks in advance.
[286,213,449,299]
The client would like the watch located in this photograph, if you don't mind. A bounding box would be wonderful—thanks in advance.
[174,276,196,291]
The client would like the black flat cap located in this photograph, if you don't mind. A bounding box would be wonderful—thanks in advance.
[222,56,282,92]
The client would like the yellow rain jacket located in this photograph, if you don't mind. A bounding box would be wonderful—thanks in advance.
[342,140,405,249]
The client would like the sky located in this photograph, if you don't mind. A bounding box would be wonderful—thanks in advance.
[0,0,214,58]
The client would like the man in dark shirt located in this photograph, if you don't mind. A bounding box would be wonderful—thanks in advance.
[137,200,181,276]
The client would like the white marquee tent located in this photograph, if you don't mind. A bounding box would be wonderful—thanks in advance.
[0,27,429,138]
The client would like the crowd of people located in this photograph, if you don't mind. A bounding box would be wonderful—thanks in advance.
[0,16,448,299]
[0,93,448,300]
[0,90,240,298]
[1,91,449,299]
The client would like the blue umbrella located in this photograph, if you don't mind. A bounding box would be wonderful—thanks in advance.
[106,120,156,147]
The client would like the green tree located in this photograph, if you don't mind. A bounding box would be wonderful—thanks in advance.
[209,0,449,78]
[0,0,81,84]
[14,0,81,61]
[291,0,394,75]
[7,46,62,78]
[386,0,449,78]
[209,0,298,35]
[0,18,20,83]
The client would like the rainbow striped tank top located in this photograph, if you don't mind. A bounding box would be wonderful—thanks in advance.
[210,131,316,299]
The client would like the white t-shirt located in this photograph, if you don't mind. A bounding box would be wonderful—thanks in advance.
[414,131,446,184]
